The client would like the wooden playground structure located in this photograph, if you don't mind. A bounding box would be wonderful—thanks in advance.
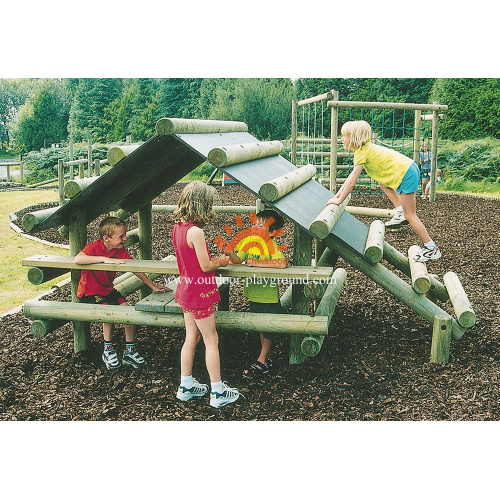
[20,95,475,366]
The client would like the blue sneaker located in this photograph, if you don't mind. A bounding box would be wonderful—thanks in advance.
[210,382,240,408]
[176,379,209,401]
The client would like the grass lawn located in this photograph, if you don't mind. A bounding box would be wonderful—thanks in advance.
[0,189,69,315]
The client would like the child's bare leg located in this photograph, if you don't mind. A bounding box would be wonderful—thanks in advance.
[379,183,402,208]
[118,303,136,343]
[399,192,432,244]
[257,333,272,365]
[103,323,114,342]
[181,312,202,377]
[193,314,221,382]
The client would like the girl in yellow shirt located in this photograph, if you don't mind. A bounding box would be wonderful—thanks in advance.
[327,120,441,262]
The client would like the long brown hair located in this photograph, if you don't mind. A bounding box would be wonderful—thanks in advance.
[173,181,217,226]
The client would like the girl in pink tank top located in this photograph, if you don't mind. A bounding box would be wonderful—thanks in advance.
[172,181,240,408]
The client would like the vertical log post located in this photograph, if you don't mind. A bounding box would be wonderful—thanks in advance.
[69,142,74,180]
[138,201,153,300]
[79,156,85,179]
[126,135,131,145]
[430,313,452,364]
[289,225,312,364]
[58,159,65,206]
[413,110,422,165]
[329,90,339,193]
[19,156,23,185]
[94,158,101,176]
[291,99,297,166]
[429,104,439,202]
[87,139,93,177]
[6,164,10,182]
[69,209,91,353]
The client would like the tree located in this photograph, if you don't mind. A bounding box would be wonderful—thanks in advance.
[0,79,31,151]
[67,78,123,142]
[430,78,500,140]
[9,79,71,153]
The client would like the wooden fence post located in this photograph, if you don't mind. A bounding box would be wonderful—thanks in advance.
[138,201,153,300]
[429,103,439,202]
[329,89,339,193]
[430,313,452,363]
[58,159,65,205]
[291,99,297,166]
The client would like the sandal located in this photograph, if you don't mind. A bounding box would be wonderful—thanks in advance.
[243,360,270,377]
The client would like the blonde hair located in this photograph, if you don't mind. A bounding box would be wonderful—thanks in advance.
[99,216,126,239]
[173,181,217,226]
[341,120,372,151]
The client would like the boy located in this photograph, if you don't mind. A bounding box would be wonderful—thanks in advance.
[226,210,287,376]
[74,216,169,371]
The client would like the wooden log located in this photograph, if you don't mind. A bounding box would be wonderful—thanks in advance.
[364,220,385,264]
[290,99,297,165]
[301,267,347,357]
[69,209,91,352]
[123,228,139,248]
[58,159,65,206]
[208,141,284,167]
[382,242,449,302]
[328,100,448,112]
[289,225,312,364]
[430,314,452,364]
[297,91,333,106]
[324,234,465,340]
[22,207,59,233]
[23,300,328,336]
[31,319,67,338]
[64,158,89,167]
[259,164,316,202]
[138,201,153,300]
[346,206,395,218]
[63,176,99,199]
[429,105,440,202]
[443,272,476,328]
[155,117,248,135]
[22,255,334,281]
[107,145,141,166]
[309,194,351,239]
[330,90,339,193]
[152,204,257,214]
[94,158,101,176]
[27,267,69,285]
[408,245,431,294]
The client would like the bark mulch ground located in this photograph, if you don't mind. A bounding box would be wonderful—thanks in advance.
[1,185,498,421]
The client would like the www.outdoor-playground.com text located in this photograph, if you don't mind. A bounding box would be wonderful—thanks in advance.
[171,276,339,287]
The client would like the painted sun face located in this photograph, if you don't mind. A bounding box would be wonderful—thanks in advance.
[103,225,127,250]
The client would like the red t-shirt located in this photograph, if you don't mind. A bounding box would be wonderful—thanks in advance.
[76,239,131,298]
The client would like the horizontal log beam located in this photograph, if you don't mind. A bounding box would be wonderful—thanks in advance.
[328,100,448,112]
[408,245,431,294]
[107,145,141,166]
[297,91,334,106]
[63,176,99,198]
[23,300,328,336]
[22,254,334,280]
[309,194,351,239]
[152,204,257,214]
[259,164,316,202]
[443,272,476,328]
[364,220,385,264]
[155,118,248,135]
[346,206,395,218]
[22,206,59,232]
[208,141,284,167]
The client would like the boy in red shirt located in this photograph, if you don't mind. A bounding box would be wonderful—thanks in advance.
[75,216,169,371]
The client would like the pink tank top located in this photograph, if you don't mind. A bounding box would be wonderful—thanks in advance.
[172,221,221,309]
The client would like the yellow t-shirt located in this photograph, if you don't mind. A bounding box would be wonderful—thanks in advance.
[237,239,286,303]
[354,142,414,189]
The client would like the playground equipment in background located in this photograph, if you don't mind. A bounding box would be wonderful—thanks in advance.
[21,117,474,365]
[291,90,447,201]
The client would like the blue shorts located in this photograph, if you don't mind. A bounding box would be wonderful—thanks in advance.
[396,162,420,194]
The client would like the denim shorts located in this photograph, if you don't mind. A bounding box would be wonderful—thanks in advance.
[396,162,420,194]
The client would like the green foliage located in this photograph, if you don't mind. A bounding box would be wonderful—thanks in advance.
[23,143,108,183]
[9,80,71,153]
[430,79,500,140]
[438,138,500,182]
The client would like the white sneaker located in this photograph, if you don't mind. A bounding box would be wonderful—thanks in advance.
[413,246,442,262]
[122,349,147,369]
[210,382,240,408]
[176,379,209,401]
[102,350,121,371]
[385,212,408,228]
